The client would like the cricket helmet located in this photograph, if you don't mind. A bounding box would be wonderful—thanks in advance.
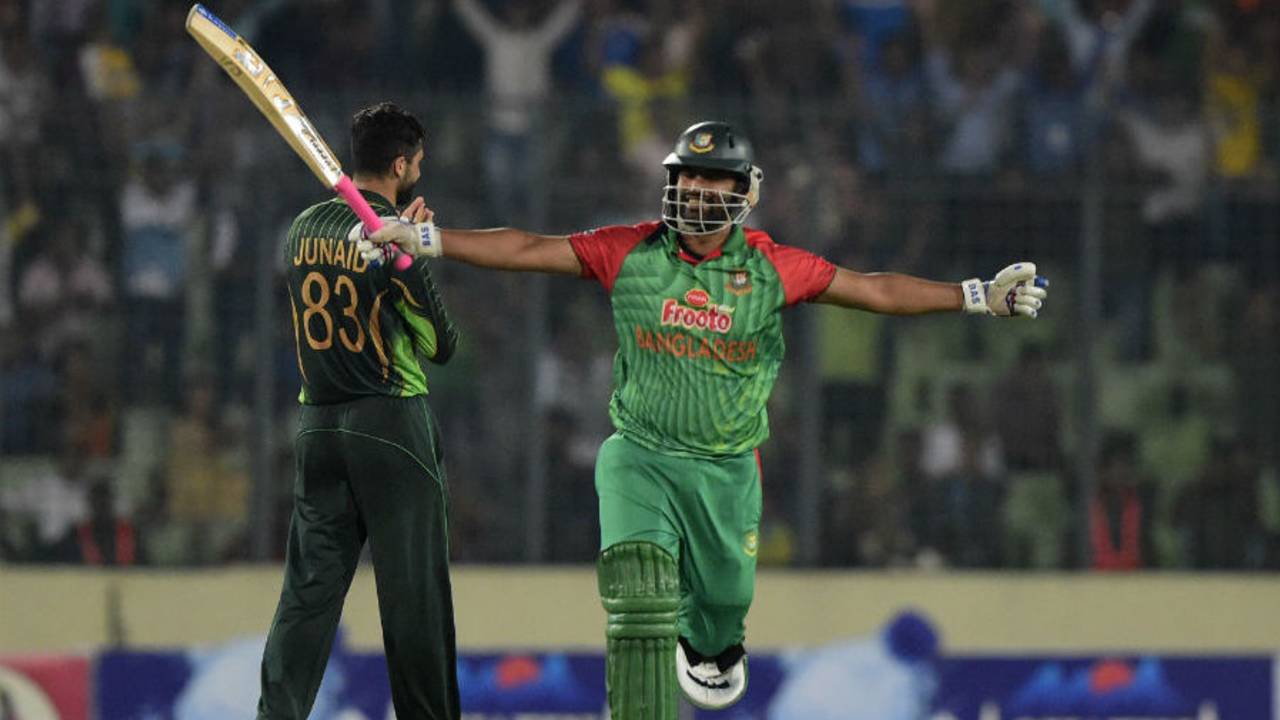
[661,121,764,235]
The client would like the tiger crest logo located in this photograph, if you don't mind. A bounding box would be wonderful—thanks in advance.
[689,132,715,153]
[743,530,759,557]
[726,269,752,296]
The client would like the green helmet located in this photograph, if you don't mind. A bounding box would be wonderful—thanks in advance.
[663,121,755,180]
[661,121,764,235]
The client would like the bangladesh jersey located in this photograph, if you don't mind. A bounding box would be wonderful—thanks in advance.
[571,221,836,457]
[285,190,458,405]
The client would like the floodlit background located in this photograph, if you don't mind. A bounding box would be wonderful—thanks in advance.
[1,0,1278,718]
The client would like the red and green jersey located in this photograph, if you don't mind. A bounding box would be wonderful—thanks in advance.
[571,221,836,457]
[285,190,458,404]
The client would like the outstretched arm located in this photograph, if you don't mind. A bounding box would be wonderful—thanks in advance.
[816,263,1048,318]
[358,217,583,272]
[439,228,582,275]
[353,200,583,275]
[533,0,583,49]
[816,268,963,315]
[452,0,501,47]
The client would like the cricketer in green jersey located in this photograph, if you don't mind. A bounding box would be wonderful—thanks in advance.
[259,102,461,720]
[360,120,1048,719]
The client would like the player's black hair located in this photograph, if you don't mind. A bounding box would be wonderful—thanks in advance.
[350,101,425,177]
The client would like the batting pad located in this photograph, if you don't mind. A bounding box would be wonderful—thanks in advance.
[598,541,680,720]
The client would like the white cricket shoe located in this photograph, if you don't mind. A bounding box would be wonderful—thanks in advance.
[676,638,748,709]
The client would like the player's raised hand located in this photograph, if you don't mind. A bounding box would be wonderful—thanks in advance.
[401,196,433,225]
[961,262,1049,318]
[351,197,441,263]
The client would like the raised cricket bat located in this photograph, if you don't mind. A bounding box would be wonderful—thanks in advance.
[185,3,413,271]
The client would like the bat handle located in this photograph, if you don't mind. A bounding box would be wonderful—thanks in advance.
[333,175,414,271]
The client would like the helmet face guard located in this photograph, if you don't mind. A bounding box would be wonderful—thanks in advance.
[661,178,757,235]
[660,121,763,235]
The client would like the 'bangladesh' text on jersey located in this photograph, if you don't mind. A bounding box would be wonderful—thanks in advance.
[285,190,457,404]
[571,222,836,457]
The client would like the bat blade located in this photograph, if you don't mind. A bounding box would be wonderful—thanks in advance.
[185,4,411,268]
[185,4,344,188]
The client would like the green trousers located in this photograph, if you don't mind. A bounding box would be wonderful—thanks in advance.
[595,433,762,656]
[258,395,458,720]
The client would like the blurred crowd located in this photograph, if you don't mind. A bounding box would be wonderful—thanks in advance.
[0,0,1277,570]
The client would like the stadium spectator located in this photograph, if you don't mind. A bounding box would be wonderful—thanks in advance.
[915,383,1007,567]
[846,19,932,176]
[453,0,582,222]
[601,33,690,188]
[0,445,91,562]
[1085,431,1157,571]
[16,217,113,358]
[1120,93,1209,236]
[118,139,196,406]
[816,296,888,472]
[27,0,96,87]
[49,476,139,566]
[162,379,248,565]
[992,343,1062,472]
[838,0,914,74]
[734,2,841,136]
[1022,25,1093,176]
[823,428,916,568]
[927,430,1008,568]
[534,297,614,464]
[57,341,116,461]
[920,1,1027,175]
[921,383,1004,482]
[1205,25,1269,180]
[1035,0,1155,98]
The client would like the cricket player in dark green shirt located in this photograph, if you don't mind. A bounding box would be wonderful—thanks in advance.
[257,102,460,720]
[363,121,1049,719]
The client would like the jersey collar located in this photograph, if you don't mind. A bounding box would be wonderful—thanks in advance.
[357,188,397,215]
[665,224,746,266]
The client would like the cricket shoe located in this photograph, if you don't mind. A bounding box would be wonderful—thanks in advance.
[676,637,748,709]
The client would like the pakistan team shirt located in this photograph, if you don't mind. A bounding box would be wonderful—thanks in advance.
[571,222,837,458]
[285,190,458,404]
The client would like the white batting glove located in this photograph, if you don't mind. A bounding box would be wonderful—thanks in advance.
[961,261,1049,318]
[348,216,442,264]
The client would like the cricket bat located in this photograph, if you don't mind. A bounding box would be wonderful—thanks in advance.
[185,3,413,271]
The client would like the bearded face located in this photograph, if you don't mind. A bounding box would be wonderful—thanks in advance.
[395,146,424,206]
[661,169,751,236]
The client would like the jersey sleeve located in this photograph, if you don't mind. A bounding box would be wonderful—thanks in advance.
[391,257,458,365]
[568,222,656,293]
[747,231,838,306]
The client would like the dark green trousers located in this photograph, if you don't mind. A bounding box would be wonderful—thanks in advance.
[258,395,459,720]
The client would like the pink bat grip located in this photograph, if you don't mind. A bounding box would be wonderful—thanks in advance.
[333,175,414,271]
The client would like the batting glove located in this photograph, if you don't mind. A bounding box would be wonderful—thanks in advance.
[961,262,1049,318]
[349,216,442,264]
